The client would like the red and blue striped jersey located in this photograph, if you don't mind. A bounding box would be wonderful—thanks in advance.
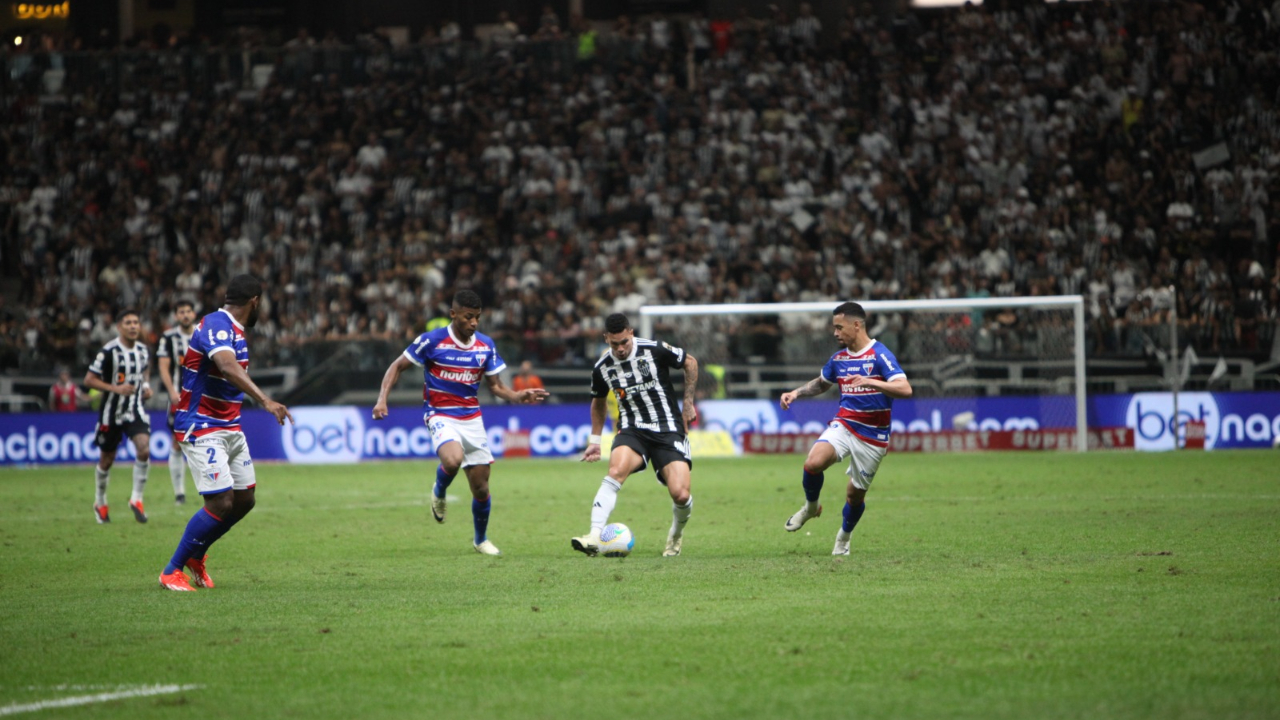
[173,309,249,440]
[821,340,906,448]
[402,325,506,421]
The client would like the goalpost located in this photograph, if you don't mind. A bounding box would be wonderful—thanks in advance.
[638,296,1088,452]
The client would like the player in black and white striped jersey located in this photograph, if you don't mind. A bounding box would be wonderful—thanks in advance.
[156,300,196,505]
[572,313,700,557]
[83,309,153,525]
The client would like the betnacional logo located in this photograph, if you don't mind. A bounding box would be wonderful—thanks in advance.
[282,407,365,464]
[1125,392,1220,451]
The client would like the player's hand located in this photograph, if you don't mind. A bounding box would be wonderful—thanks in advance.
[581,444,601,462]
[780,391,797,410]
[372,401,389,420]
[168,390,180,405]
[265,400,293,426]
[116,383,137,396]
[683,403,698,431]
[519,388,550,404]
[142,384,153,401]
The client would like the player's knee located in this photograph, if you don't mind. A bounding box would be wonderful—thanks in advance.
[135,449,150,463]
[237,494,256,515]
[205,493,234,518]
[803,459,828,475]
[670,488,691,505]
[847,486,866,505]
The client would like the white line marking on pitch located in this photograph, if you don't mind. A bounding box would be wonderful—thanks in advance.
[0,684,202,716]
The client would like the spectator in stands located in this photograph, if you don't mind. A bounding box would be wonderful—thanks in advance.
[512,360,546,394]
[49,367,81,412]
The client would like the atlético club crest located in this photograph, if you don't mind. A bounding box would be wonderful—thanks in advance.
[637,358,652,377]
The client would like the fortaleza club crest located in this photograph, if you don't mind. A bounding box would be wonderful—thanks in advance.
[862,362,874,374]
[637,358,652,377]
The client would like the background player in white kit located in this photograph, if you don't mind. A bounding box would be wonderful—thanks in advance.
[780,302,913,555]
[157,300,196,504]
[84,309,153,524]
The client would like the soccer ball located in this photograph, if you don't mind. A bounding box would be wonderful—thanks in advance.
[599,523,634,558]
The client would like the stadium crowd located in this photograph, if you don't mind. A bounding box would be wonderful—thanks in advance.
[2,0,1280,379]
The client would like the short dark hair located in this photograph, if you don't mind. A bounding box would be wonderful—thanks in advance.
[605,313,631,334]
[452,289,482,310]
[225,275,263,305]
[116,308,140,323]
[833,302,866,321]
[174,300,195,311]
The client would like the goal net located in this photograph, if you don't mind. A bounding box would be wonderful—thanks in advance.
[638,297,1087,451]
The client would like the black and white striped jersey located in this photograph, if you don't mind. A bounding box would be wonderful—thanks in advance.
[590,338,689,434]
[88,338,150,425]
[156,326,193,398]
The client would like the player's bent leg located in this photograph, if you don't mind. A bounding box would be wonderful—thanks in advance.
[462,464,498,554]
[431,441,464,523]
[606,445,645,484]
[787,440,842,532]
[129,433,151,523]
[574,446,644,557]
[660,461,693,557]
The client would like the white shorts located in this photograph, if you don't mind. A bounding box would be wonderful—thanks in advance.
[180,430,257,495]
[818,421,888,490]
[428,415,493,467]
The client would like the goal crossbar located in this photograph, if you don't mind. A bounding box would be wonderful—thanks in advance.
[639,296,1088,452]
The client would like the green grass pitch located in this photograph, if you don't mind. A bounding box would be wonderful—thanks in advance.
[1,451,1277,719]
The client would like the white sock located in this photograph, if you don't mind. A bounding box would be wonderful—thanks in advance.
[670,496,693,538]
[94,467,109,506]
[131,460,149,503]
[169,453,186,497]
[590,477,621,531]
[805,499,820,514]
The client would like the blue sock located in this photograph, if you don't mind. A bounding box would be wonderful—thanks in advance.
[802,470,824,502]
[203,509,247,549]
[842,501,866,533]
[163,507,226,574]
[434,466,457,499]
[472,496,491,545]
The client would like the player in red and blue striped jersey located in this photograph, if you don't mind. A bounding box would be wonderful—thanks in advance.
[779,301,913,556]
[158,275,294,591]
[372,290,549,556]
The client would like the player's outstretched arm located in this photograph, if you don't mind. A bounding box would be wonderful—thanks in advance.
[681,353,699,430]
[212,350,293,426]
[581,396,608,462]
[485,373,550,405]
[780,375,833,410]
[372,354,416,420]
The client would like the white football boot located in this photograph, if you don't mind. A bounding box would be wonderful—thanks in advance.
[663,534,682,557]
[430,493,447,523]
[570,528,601,557]
[785,503,822,532]
[473,539,502,556]
[832,528,851,556]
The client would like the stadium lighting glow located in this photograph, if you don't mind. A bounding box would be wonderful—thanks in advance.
[13,36,22,46]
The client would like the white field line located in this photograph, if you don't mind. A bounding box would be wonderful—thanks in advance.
[0,684,201,716]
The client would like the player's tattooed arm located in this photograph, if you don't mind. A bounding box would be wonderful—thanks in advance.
[779,376,832,410]
[681,353,699,430]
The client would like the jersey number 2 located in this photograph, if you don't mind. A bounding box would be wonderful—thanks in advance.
[205,447,217,464]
